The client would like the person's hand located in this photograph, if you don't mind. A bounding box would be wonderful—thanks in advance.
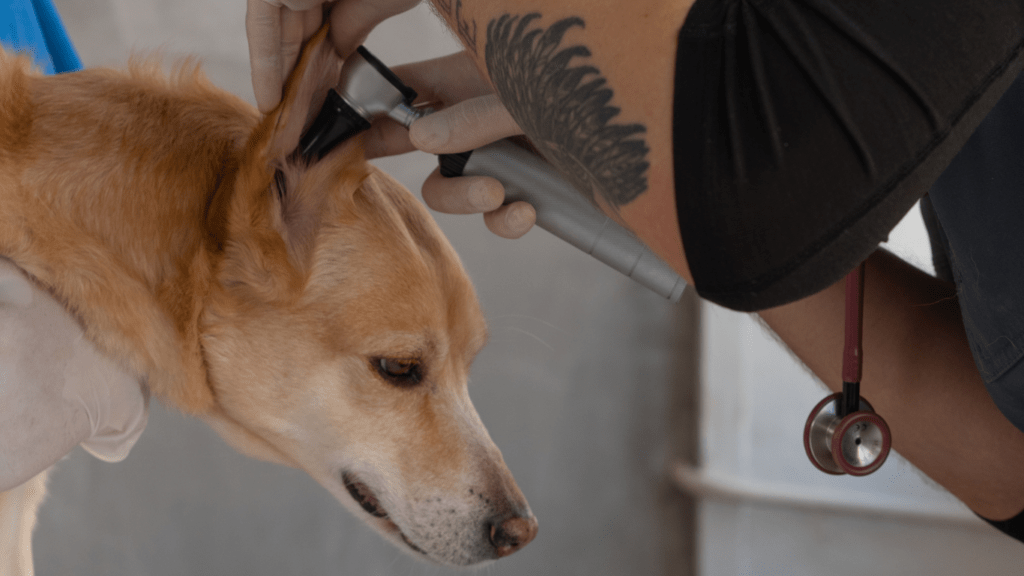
[369,51,537,239]
[0,258,148,491]
[247,0,421,113]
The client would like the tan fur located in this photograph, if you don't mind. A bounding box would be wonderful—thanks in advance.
[0,25,534,569]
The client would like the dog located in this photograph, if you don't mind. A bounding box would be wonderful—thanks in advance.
[0,24,536,573]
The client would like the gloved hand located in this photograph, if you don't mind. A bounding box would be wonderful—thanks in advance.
[246,0,421,113]
[373,51,537,239]
[0,258,148,492]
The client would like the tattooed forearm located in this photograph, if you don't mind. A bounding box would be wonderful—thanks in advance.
[434,0,479,55]
[485,13,650,208]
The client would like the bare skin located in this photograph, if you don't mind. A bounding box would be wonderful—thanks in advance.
[419,0,696,282]
[760,250,1024,520]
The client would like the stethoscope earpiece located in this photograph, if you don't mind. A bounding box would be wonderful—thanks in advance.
[803,263,892,476]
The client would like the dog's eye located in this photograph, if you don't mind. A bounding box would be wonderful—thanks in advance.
[373,357,423,386]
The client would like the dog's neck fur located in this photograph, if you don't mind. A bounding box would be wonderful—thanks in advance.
[0,52,258,413]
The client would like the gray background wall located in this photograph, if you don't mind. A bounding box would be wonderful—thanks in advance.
[34,2,697,575]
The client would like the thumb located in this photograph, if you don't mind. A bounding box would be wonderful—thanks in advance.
[247,0,284,113]
[409,94,522,154]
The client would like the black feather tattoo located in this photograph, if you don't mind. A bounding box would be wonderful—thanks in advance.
[485,13,650,208]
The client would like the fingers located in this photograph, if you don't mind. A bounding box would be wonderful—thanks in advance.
[301,5,323,40]
[367,56,519,159]
[251,0,424,113]
[422,169,504,213]
[366,52,515,160]
[363,118,418,159]
[421,168,536,239]
[410,94,522,153]
[278,0,326,9]
[391,51,494,105]
[483,202,536,239]
[247,0,284,113]
[279,8,307,87]
[392,53,523,155]
[250,1,324,113]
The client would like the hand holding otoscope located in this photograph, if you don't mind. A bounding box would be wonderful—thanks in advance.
[300,46,687,302]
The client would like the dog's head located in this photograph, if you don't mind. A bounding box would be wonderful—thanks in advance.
[196,27,536,565]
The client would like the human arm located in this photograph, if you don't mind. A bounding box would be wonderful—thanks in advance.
[368,0,695,279]
[0,260,148,492]
[367,51,535,239]
[390,0,1024,310]
[759,249,1024,521]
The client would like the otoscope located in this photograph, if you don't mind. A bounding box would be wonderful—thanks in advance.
[299,46,688,303]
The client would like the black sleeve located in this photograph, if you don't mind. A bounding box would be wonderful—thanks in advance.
[673,0,1024,311]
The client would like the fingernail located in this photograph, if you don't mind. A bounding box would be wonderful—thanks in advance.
[411,116,450,151]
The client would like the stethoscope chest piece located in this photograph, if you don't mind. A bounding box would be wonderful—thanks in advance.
[803,392,891,476]
[803,262,892,477]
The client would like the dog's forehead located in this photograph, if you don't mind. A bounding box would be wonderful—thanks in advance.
[307,168,487,361]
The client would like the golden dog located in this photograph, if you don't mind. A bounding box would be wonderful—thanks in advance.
[0,26,536,573]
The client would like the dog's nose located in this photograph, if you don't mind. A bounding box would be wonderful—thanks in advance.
[489,514,538,557]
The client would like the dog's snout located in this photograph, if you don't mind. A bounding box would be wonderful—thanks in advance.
[488,514,538,557]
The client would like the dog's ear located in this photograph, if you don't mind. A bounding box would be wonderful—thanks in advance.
[264,24,343,164]
[224,23,366,291]
[264,24,356,273]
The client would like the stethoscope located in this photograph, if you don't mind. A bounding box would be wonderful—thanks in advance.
[803,262,892,476]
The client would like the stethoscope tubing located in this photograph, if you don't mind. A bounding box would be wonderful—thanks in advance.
[840,262,866,418]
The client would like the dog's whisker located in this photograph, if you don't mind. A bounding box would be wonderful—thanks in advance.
[377,551,403,576]
[493,326,555,351]
[488,313,567,333]
[404,558,420,576]
[418,562,441,576]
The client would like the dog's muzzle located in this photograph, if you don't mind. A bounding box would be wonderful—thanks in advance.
[340,470,537,561]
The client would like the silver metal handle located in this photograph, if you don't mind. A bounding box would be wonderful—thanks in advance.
[457,140,687,302]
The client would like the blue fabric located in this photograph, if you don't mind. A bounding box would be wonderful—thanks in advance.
[928,71,1024,435]
[1,0,81,74]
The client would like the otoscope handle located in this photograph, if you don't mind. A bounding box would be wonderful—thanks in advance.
[439,140,687,302]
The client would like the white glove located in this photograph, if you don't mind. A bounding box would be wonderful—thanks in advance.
[247,0,421,113]
[0,258,148,492]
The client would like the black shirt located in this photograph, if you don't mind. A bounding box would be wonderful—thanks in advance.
[673,0,1024,311]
